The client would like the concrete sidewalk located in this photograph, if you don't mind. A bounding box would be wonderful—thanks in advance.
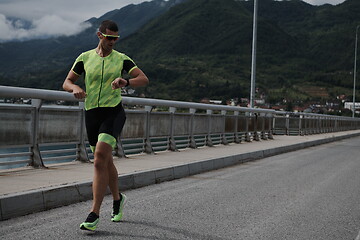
[1,130,360,221]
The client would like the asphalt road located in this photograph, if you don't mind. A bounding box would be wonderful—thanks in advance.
[1,137,360,240]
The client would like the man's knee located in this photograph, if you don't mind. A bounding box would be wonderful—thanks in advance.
[98,133,116,150]
[93,142,112,169]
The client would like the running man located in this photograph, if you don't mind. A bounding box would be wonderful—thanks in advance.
[63,20,149,231]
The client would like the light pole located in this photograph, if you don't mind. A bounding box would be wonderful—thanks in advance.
[352,25,360,118]
[250,0,258,108]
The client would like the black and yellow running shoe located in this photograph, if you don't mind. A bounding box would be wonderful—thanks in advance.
[111,193,127,222]
[80,212,99,231]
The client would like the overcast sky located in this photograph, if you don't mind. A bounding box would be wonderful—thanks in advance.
[0,0,347,42]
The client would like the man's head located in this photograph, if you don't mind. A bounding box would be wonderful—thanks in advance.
[99,20,118,34]
[97,20,119,48]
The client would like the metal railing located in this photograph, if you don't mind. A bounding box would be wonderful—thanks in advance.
[1,85,359,169]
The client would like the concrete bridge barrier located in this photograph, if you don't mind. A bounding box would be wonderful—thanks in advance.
[1,85,359,170]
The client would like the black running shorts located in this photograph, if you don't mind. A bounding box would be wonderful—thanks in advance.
[85,102,126,152]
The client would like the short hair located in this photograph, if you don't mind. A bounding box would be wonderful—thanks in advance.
[99,20,118,33]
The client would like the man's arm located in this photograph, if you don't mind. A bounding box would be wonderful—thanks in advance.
[62,70,86,99]
[111,67,149,89]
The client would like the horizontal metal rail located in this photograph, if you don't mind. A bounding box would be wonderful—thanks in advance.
[0,159,31,166]
[0,152,32,158]
[0,85,274,114]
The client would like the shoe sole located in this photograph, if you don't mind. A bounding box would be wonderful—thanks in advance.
[80,218,99,231]
[80,224,96,231]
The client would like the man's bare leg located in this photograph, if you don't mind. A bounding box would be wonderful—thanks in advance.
[108,160,120,201]
[91,141,113,215]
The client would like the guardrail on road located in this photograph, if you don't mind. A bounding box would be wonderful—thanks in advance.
[1,85,359,169]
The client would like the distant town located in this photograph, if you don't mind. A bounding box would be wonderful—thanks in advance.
[1,89,359,117]
[200,93,360,117]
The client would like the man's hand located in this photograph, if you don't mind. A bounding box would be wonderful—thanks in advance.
[72,85,86,99]
[111,78,128,89]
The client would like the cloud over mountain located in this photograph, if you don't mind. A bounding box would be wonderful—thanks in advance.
[0,14,91,42]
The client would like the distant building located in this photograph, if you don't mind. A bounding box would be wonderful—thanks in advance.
[293,106,308,112]
[254,99,265,105]
[200,98,222,105]
[344,102,360,110]
[240,98,249,103]
[209,100,222,105]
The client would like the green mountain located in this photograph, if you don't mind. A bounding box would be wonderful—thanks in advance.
[117,0,360,103]
[1,0,359,107]
[0,0,184,89]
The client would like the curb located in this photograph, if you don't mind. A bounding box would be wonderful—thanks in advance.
[1,132,360,220]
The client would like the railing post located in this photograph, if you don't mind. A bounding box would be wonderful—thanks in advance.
[329,118,333,132]
[234,111,241,143]
[144,105,153,154]
[30,99,45,168]
[306,116,311,135]
[268,113,274,139]
[206,110,213,147]
[326,117,329,132]
[221,110,228,145]
[261,113,267,140]
[189,108,197,148]
[334,118,338,132]
[325,117,329,133]
[311,117,315,134]
[299,114,304,136]
[272,115,277,135]
[77,102,90,162]
[286,114,290,135]
[254,113,260,141]
[115,139,126,158]
[245,112,251,142]
[168,107,177,151]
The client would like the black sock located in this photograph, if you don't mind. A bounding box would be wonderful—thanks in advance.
[85,212,99,223]
[113,201,120,214]
[113,193,122,215]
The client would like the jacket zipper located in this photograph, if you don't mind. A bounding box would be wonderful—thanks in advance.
[98,59,105,107]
